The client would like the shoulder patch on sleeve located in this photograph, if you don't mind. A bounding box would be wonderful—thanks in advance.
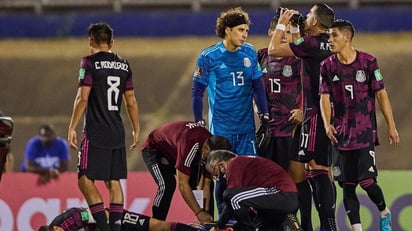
[293,37,304,45]
[78,68,85,80]
[374,69,383,81]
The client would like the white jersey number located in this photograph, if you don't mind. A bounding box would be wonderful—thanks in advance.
[231,71,244,86]
[269,78,281,93]
[345,85,354,100]
[107,76,120,111]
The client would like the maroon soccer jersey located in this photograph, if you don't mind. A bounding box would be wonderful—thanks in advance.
[319,51,385,150]
[290,33,332,118]
[141,121,211,175]
[49,207,97,231]
[226,156,297,192]
[78,51,134,148]
[258,48,301,137]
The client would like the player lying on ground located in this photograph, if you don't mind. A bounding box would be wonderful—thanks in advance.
[38,207,202,231]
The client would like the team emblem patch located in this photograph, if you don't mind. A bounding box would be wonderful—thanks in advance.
[194,66,202,78]
[374,69,383,81]
[356,70,366,82]
[282,65,293,77]
[243,58,251,67]
[293,37,304,45]
[78,68,85,80]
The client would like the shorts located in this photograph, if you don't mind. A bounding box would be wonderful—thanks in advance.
[218,132,257,156]
[78,135,127,181]
[258,136,293,171]
[296,114,332,166]
[333,146,378,183]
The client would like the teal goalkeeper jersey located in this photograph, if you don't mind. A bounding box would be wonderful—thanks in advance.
[193,41,263,134]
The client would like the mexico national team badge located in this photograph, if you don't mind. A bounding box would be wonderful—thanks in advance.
[282,65,293,77]
[194,66,202,78]
[243,58,251,67]
[356,70,366,82]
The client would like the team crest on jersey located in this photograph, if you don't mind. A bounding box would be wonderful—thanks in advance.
[356,70,366,82]
[243,58,251,67]
[282,65,293,77]
[194,66,202,78]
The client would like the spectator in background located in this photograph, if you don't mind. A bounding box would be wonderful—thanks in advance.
[21,123,70,185]
[0,110,14,181]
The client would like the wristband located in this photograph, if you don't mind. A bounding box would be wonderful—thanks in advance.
[290,26,300,34]
[275,24,286,31]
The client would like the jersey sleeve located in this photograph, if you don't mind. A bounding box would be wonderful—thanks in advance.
[368,58,385,92]
[175,141,200,176]
[78,57,93,87]
[289,37,314,58]
[192,52,209,86]
[125,60,134,91]
[319,59,332,94]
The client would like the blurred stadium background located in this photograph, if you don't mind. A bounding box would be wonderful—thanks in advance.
[0,0,410,172]
[0,1,411,230]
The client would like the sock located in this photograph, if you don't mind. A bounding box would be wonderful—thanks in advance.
[109,203,124,231]
[310,170,337,231]
[90,203,110,231]
[352,223,363,231]
[343,182,361,225]
[296,180,313,231]
[359,178,387,212]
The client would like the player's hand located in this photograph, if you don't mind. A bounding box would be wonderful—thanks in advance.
[388,127,400,147]
[129,130,140,150]
[278,9,300,26]
[196,210,212,223]
[288,109,302,124]
[324,124,338,144]
[67,129,78,150]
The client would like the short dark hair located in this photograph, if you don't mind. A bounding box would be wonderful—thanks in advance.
[314,3,335,29]
[208,135,231,151]
[330,19,355,40]
[38,225,50,231]
[88,22,113,46]
[216,7,250,38]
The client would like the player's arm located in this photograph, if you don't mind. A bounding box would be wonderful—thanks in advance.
[124,89,140,150]
[68,86,90,150]
[176,169,212,223]
[320,93,337,144]
[192,81,206,123]
[376,89,400,146]
[268,9,299,57]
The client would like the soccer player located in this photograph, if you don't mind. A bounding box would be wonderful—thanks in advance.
[191,6,269,217]
[141,121,231,222]
[268,4,337,231]
[191,6,268,156]
[38,207,202,231]
[257,12,310,231]
[205,150,302,231]
[319,19,400,231]
[67,22,140,231]
[257,11,302,170]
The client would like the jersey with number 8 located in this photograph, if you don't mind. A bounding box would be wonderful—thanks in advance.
[78,52,134,149]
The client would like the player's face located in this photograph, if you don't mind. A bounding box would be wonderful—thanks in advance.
[304,6,317,33]
[226,24,249,49]
[328,28,346,53]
